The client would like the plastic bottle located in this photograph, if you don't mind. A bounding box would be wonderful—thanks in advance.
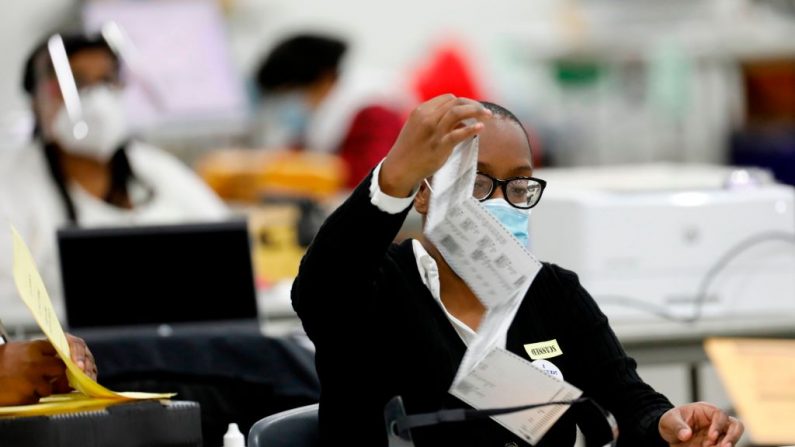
[223,422,245,447]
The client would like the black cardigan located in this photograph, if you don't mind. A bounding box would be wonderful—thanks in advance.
[292,173,673,447]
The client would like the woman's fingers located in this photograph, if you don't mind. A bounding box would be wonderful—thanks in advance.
[29,339,56,356]
[436,100,491,133]
[717,417,744,447]
[66,334,90,371]
[421,93,458,114]
[32,376,54,400]
[52,375,72,394]
[440,121,485,148]
[381,94,489,194]
[38,355,66,379]
[707,406,730,441]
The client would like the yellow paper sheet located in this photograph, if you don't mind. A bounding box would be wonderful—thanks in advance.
[0,393,129,417]
[8,226,172,408]
[705,337,795,445]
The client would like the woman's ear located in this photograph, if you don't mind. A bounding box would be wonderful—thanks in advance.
[413,181,430,215]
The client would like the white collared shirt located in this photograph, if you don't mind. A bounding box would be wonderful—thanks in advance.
[369,161,518,348]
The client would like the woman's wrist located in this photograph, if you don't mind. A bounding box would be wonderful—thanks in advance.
[379,156,419,198]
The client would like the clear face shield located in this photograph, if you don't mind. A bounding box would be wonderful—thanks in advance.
[44,23,162,160]
[46,33,91,143]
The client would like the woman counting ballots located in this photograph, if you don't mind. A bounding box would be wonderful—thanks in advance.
[291,94,744,447]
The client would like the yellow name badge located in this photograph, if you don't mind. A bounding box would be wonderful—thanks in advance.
[524,340,563,360]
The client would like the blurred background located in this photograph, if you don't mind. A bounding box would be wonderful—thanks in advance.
[2,0,795,445]
[3,0,795,284]
[4,0,795,168]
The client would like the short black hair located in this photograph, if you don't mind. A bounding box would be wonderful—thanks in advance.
[22,33,118,96]
[255,34,347,92]
[479,101,532,151]
[479,101,523,129]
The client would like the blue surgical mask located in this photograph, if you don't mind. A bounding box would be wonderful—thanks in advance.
[481,198,531,247]
[255,92,310,147]
[276,92,310,138]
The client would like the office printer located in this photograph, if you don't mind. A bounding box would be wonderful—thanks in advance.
[530,164,795,322]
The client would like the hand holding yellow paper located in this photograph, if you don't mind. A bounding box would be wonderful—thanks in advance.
[5,226,171,415]
[0,394,121,417]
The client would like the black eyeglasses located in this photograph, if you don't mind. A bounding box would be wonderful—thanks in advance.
[473,172,547,209]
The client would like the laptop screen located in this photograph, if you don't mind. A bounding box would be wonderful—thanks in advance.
[57,221,258,330]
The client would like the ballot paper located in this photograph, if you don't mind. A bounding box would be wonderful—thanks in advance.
[0,393,123,417]
[450,347,582,445]
[424,137,571,441]
[425,136,542,385]
[425,136,541,309]
[4,226,171,416]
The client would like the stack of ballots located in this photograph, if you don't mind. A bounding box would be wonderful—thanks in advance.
[0,227,201,447]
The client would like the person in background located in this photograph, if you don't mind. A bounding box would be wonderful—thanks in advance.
[0,33,228,324]
[0,332,96,406]
[291,95,744,446]
[254,33,405,188]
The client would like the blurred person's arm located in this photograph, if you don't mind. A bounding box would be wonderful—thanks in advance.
[128,142,228,219]
[337,105,403,189]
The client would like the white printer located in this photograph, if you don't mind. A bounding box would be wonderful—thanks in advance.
[530,164,795,323]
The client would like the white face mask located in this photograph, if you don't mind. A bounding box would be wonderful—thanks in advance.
[51,85,128,161]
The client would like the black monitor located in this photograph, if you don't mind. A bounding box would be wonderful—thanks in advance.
[57,221,258,331]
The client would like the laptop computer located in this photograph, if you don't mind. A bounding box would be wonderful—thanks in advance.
[57,220,259,334]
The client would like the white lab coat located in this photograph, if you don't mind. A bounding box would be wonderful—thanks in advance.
[0,141,229,329]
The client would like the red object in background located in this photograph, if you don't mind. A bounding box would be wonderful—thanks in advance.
[742,59,795,127]
[412,43,485,101]
[338,105,404,188]
[409,41,545,167]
